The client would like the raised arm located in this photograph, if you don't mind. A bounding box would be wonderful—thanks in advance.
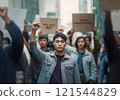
[30,23,46,63]
[0,7,23,63]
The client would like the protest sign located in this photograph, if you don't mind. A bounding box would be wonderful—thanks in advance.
[111,11,120,31]
[102,0,120,11]
[0,0,9,7]
[72,13,95,32]
[0,7,27,32]
[40,18,58,34]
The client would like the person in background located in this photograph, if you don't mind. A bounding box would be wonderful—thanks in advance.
[103,12,120,83]
[23,19,30,42]
[38,34,50,52]
[0,7,23,83]
[67,28,75,46]
[0,30,3,46]
[2,37,11,47]
[65,36,97,84]
[86,35,93,54]
[98,53,109,84]
[85,27,101,65]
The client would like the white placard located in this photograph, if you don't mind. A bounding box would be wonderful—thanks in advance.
[0,7,27,32]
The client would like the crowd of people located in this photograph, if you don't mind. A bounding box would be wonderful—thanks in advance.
[0,7,120,84]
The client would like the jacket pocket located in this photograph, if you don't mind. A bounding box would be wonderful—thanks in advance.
[44,60,52,66]
[65,66,74,70]
[64,65,74,79]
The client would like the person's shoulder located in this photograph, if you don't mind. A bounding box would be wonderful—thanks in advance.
[85,49,94,58]
[69,52,78,62]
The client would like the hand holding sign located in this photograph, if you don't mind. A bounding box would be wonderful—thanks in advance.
[55,29,64,33]
[92,26,97,35]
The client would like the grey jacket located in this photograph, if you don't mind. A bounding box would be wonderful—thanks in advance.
[30,41,81,84]
[65,45,97,81]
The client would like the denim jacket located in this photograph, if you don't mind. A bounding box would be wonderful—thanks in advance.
[65,45,97,81]
[30,41,81,84]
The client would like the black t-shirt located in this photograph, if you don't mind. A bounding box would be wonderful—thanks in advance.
[49,54,64,84]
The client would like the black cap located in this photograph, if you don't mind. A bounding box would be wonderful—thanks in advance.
[38,34,48,41]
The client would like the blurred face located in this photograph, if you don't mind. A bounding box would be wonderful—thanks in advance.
[53,36,66,52]
[2,40,9,47]
[77,38,86,49]
[38,38,48,48]
[86,37,91,46]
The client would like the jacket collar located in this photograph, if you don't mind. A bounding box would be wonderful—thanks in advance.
[50,51,70,59]
[75,48,90,56]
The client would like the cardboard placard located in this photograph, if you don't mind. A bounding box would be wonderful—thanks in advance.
[0,0,9,7]
[40,18,58,34]
[0,7,27,32]
[72,13,95,32]
[102,0,120,11]
[111,11,120,31]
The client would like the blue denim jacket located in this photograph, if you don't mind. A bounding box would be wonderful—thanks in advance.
[30,41,81,84]
[65,45,97,81]
[98,54,109,84]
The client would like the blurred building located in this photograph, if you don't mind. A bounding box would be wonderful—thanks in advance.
[39,0,93,33]
[0,0,94,33]
[1,0,39,32]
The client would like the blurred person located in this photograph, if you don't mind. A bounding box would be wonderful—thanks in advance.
[23,19,30,42]
[86,35,93,54]
[67,28,75,46]
[96,47,106,82]
[32,34,51,83]
[2,37,10,47]
[38,34,50,52]
[98,53,109,84]
[16,19,31,84]
[103,12,120,83]
[30,24,81,84]
[65,36,97,84]
[85,27,101,65]
[71,32,83,47]
[0,30,3,46]
[0,7,23,83]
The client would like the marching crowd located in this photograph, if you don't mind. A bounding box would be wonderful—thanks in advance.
[0,7,120,84]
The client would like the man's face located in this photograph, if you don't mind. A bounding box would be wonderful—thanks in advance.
[86,37,91,46]
[38,38,48,48]
[2,40,9,47]
[77,38,86,49]
[53,36,66,52]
